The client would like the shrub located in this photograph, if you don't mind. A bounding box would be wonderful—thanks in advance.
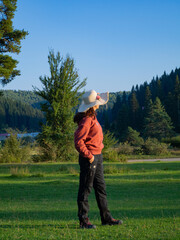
[103,149,127,163]
[34,139,78,162]
[118,154,128,163]
[103,149,119,162]
[162,135,180,148]
[117,142,134,155]
[143,138,170,155]
[103,131,118,151]
[133,146,143,155]
[0,133,31,163]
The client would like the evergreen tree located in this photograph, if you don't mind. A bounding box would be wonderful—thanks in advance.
[111,94,122,132]
[125,126,144,147]
[116,103,129,138]
[174,75,180,131]
[122,91,127,104]
[144,86,152,107]
[103,130,118,151]
[143,97,174,140]
[129,91,140,129]
[144,86,152,116]
[130,91,139,113]
[0,0,28,86]
[103,111,110,130]
[34,50,86,161]
[156,79,163,99]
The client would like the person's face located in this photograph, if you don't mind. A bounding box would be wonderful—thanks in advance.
[93,105,99,111]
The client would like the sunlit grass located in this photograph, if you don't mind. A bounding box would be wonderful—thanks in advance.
[0,162,179,240]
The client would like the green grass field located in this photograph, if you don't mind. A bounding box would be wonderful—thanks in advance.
[0,162,179,240]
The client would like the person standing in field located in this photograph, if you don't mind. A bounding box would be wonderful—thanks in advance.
[74,90,123,229]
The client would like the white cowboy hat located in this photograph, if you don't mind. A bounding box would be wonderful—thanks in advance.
[78,90,109,112]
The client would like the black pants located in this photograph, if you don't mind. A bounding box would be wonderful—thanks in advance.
[77,154,112,223]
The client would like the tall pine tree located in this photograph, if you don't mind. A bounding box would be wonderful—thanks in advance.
[0,0,28,86]
[143,97,174,140]
[34,51,86,161]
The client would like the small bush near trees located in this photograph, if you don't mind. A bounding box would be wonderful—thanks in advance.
[143,138,170,155]
[162,135,180,148]
[103,131,125,162]
[0,132,31,163]
[118,154,128,162]
[103,149,127,162]
[103,149,119,162]
[118,142,134,155]
[103,131,118,150]
[116,137,170,156]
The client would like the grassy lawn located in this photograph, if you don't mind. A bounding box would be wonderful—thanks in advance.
[0,162,179,240]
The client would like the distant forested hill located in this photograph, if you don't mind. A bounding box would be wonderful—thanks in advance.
[2,90,120,110]
[1,66,180,135]
[0,90,121,132]
[0,93,45,132]
[2,90,45,109]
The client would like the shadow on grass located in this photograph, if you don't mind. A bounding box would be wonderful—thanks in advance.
[0,164,179,232]
[0,208,179,222]
[104,162,180,171]
[0,223,78,229]
[0,176,179,202]
[0,171,179,182]
[104,172,180,180]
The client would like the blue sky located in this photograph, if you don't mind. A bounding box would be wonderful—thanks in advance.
[3,0,180,93]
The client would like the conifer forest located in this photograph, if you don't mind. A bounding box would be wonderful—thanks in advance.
[0,67,180,141]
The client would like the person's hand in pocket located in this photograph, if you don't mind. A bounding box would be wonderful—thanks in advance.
[89,156,94,164]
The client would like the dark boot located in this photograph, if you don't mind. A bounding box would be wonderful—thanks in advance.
[80,217,96,229]
[102,218,123,226]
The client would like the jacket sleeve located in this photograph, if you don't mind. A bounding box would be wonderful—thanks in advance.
[74,118,93,160]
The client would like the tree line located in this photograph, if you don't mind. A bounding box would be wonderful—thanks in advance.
[2,90,46,109]
[0,96,44,132]
[0,89,120,132]
[1,50,180,163]
[97,68,180,140]
[1,67,180,139]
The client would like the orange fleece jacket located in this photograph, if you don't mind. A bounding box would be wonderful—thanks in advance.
[74,116,104,159]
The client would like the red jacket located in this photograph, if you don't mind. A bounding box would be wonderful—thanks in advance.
[74,116,104,159]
